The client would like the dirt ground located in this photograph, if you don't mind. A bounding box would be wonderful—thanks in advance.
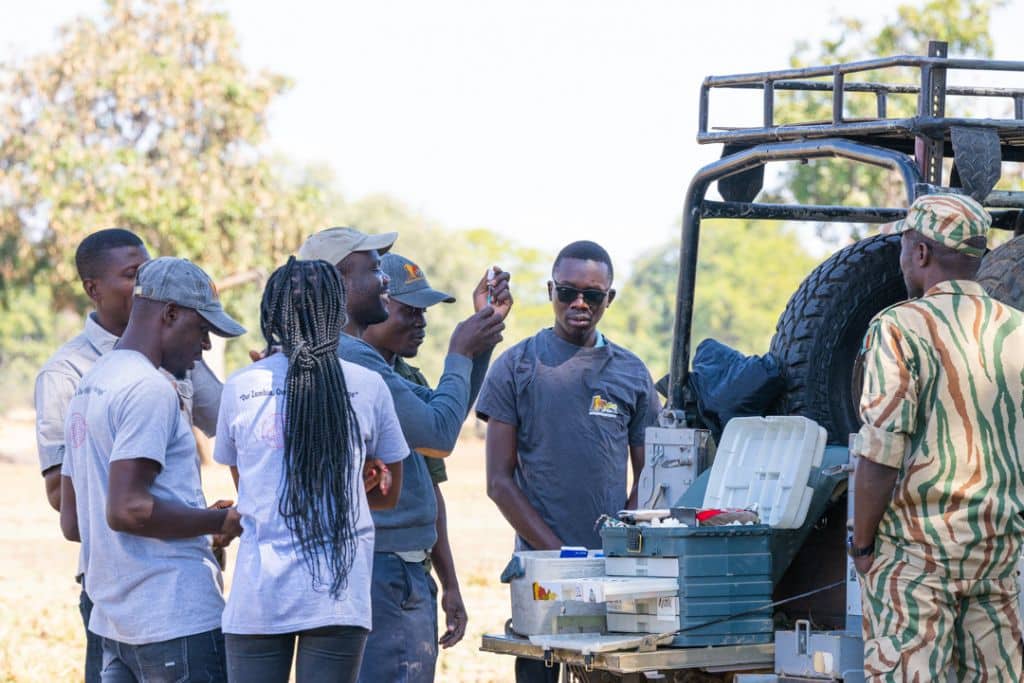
[0,411,518,682]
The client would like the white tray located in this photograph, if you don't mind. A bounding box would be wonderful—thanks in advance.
[561,576,678,604]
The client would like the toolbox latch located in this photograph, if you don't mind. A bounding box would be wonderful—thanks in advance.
[626,527,643,554]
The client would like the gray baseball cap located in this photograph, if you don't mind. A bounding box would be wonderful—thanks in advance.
[382,253,455,308]
[298,226,398,265]
[133,257,246,338]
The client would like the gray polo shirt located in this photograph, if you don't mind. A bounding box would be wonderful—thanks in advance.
[475,328,661,550]
[34,313,222,474]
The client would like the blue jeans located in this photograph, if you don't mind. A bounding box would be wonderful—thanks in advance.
[225,626,368,683]
[100,629,226,683]
[79,588,103,683]
[357,552,438,683]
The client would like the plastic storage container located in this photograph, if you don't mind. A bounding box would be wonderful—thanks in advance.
[593,416,825,646]
[500,550,606,636]
[601,524,773,645]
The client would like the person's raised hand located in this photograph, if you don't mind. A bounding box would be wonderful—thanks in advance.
[472,266,513,321]
[448,307,505,358]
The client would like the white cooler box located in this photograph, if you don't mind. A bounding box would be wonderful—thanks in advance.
[500,550,607,636]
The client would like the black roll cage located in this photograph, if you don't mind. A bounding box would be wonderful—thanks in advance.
[667,42,1024,414]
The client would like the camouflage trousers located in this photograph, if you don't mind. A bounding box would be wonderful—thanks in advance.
[859,551,1023,681]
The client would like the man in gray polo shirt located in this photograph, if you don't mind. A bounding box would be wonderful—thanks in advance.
[477,240,659,683]
[60,257,245,683]
[33,228,223,682]
[298,227,511,682]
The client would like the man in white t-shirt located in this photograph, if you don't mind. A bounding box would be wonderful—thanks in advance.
[60,257,245,682]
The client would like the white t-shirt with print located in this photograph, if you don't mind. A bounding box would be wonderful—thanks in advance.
[214,354,408,634]
[61,350,224,645]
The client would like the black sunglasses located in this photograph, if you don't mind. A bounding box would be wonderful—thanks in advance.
[553,282,609,307]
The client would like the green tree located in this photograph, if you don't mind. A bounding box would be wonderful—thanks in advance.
[0,0,333,307]
[771,0,1003,224]
[604,221,819,382]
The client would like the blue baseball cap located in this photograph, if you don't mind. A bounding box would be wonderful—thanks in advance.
[381,253,455,308]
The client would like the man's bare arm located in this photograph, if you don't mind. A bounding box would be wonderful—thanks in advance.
[60,475,80,542]
[626,444,645,510]
[853,457,900,555]
[44,466,62,512]
[107,458,240,539]
[432,483,467,648]
[485,419,562,551]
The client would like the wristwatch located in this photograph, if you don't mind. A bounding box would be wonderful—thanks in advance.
[847,536,874,559]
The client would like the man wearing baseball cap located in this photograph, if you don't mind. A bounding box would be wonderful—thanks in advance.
[298,226,398,328]
[299,227,511,682]
[852,193,1024,679]
[360,254,469,678]
[60,257,245,682]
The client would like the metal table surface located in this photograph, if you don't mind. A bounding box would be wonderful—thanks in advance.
[480,633,775,674]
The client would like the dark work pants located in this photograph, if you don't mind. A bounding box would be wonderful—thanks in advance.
[225,626,368,683]
[78,587,103,683]
[515,657,560,683]
[100,629,226,683]
[357,552,438,683]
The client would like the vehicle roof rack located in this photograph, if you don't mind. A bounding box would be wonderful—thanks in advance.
[698,43,1024,164]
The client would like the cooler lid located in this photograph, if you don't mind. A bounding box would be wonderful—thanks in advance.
[702,416,826,529]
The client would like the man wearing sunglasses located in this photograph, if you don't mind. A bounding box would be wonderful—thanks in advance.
[476,240,660,682]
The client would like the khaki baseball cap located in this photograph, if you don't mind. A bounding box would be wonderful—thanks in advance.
[133,257,246,337]
[882,193,989,257]
[381,253,455,308]
[297,227,398,265]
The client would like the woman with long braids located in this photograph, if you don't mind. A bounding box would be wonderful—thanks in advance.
[213,257,407,683]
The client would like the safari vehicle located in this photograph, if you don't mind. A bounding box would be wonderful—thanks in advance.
[480,41,1024,682]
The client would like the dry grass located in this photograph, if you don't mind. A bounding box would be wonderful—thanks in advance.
[0,412,516,682]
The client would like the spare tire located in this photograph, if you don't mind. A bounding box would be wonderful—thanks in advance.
[769,234,907,444]
[977,234,1024,311]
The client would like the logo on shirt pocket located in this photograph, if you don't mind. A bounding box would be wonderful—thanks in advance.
[589,394,621,418]
[69,412,87,448]
[259,412,285,449]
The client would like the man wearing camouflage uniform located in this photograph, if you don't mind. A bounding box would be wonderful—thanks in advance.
[851,193,1024,681]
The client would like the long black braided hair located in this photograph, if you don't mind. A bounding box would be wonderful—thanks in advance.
[260,256,363,598]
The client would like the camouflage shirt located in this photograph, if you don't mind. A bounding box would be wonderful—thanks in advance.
[854,279,1024,579]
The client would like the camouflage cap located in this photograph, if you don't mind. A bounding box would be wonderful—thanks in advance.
[883,193,989,257]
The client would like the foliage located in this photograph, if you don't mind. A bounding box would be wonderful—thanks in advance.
[769,0,1004,233]
[603,221,820,382]
[0,0,1009,412]
[0,0,333,309]
[0,286,80,411]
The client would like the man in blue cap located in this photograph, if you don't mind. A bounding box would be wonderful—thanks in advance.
[361,253,469,669]
[60,257,245,683]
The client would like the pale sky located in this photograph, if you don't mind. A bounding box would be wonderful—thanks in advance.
[6,1,1024,267]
